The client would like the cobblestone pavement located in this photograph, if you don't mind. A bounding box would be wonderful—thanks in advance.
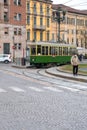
[0,62,87,130]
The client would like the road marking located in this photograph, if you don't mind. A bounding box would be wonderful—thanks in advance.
[44,87,62,92]
[29,87,43,92]
[72,84,87,89]
[0,88,7,92]
[58,86,79,92]
[10,87,25,92]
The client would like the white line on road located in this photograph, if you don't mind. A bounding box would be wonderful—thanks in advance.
[29,87,43,92]
[44,87,62,92]
[0,88,7,92]
[72,84,87,89]
[10,87,25,92]
[58,86,79,92]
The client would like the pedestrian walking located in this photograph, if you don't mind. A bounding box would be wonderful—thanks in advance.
[71,54,79,76]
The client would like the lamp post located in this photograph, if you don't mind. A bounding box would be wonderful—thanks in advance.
[12,36,15,62]
[54,7,66,43]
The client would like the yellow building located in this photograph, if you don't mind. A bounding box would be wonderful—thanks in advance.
[26,0,53,45]
[52,4,87,53]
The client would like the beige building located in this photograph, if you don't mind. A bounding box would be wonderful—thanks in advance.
[52,4,87,54]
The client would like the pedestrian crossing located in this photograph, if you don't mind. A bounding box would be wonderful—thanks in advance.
[0,85,87,94]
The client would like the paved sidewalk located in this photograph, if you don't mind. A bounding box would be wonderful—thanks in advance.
[46,67,87,83]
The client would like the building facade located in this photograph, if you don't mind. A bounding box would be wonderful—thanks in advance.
[52,4,87,52]
[0,1,87,59]
[0,0,26,60]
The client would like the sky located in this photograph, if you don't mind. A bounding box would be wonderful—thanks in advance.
[52,0,87,10]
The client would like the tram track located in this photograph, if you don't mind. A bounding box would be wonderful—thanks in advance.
[0,66,87,94]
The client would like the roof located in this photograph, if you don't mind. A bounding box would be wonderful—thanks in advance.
[52,4,87,15]
[28,42,76,47]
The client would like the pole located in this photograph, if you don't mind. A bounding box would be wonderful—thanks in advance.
[56,7,66,43]
[13,36,15,62]
[58,12,60,43]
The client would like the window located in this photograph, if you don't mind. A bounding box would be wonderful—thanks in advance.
[63,47,68,55]
[14,28,22,35]
[14,13,21,21]
[4,0,8,5]
[18,28,21,35]
[47,6,49,14]
[40,32,43,41]
[18,43,21,49]
[27,2,30,12]
[37,45,41,54]
[34,31,36,40]
[67,38,69,44]
[40,17,43,26]
[47,18,49,27]
[27,15,30,24]
[27,30,30,40]
[4,12,8,22]
[33,3,36,12]
[34,17,36,25]
[14,28,17,35]
[40,4,43,13]
[52,33,54,41]
[59,47,62,55]
[14,43,17,49]
[4,27,9,34]
[14,43,21,50]
[72,38,74,43]
[47,31,49,41]
[14,0,21,6]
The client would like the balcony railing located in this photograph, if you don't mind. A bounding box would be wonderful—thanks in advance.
[33,24,46,30]
[4,3,8,6]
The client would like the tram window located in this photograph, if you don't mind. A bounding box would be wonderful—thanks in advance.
[69,48,76,55]
[55,47,59,55]
[42,46,48,55]
[63,47,68,55]
[59,47,62,55]
[42,46,45,55]
[50,47,56,55]
[31,46,36,55]
[46,46,48,55]
[37,45,41,55]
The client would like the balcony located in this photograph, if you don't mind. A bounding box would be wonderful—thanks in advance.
[33,24,46,31]
[4,2,8,6]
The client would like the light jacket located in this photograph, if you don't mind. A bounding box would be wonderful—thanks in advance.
[71,55,79,66]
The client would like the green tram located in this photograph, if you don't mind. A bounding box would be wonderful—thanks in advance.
[28,42,77,67]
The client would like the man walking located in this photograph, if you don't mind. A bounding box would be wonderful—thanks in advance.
[71,54,79,76]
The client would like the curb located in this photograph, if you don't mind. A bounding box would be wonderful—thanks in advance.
[12,65,27,69]
[45,69,87,83]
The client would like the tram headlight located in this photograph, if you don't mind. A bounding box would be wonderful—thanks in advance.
[32,59,34,61]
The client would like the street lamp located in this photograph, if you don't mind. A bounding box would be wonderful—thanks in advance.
[12,36,15,62]
[54,7,66,43]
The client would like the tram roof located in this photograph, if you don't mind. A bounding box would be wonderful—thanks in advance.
[28,42,76,47]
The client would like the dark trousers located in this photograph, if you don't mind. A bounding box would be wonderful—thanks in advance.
[73,65,78,75]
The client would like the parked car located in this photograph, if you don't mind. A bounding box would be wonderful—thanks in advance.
[0,54,12,64]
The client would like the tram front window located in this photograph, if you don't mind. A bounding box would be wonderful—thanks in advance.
[37,45,41,55]
[31,46,36,55]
